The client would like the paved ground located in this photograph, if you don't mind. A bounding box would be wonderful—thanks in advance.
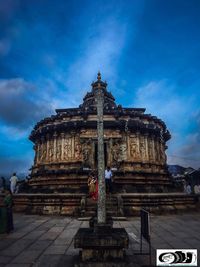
[0,213,200,267]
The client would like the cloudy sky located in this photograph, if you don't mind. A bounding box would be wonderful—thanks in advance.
[0,0,200,176]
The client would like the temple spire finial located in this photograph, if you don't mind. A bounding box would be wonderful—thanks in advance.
[97,71,101,81]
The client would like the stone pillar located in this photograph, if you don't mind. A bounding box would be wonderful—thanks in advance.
[152,135,156,163]
[37,141,42,164]
[61,133,65,161]
[127,135,131,159]
[136,132,140,161]
[71,133,75,159]
[144,133,149,162]
[41,136,46,163]
[148,136,154,163]
[95,85,106,224]
[53,132,57,162]
[155,137,160,163]
[33,144,37,165]
[46,134,50,163]
[35,142,39,165]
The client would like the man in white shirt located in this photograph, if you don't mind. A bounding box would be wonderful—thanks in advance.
[10,173,18,194]
[186,183,192,194]
[105,166,113,193]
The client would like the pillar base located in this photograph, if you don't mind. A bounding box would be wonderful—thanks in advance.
[74,222,129,266]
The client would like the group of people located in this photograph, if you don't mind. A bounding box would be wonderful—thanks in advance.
[87,166,113,201]
[184,182,200,195]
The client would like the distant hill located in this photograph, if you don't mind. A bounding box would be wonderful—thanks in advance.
[168,165,187,176]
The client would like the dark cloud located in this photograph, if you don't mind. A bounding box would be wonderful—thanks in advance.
[0,156,32,178]
[169,112,200,169]
[0,78,52,129]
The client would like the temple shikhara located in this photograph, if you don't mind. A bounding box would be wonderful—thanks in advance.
[10,73,198,215]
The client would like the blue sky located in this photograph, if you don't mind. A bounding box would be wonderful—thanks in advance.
[0,0,200,176]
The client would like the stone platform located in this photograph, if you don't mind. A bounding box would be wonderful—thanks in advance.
[0,213,200,267]
[0,193,198,216]
[74,227,129,267]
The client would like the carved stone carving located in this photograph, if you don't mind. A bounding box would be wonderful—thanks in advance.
[160,143,166,164]
[119,143,127,161]
[40,146,47,162]
[33,145,37,164]
[49,140,54,162]
[63,138,71,160]
[130,135,139,159]
[154,140,160,162]
[139,136,146,160]
[56,138,62,161]
[148,139,154,161]
[111,141,120,163]
[75,140,82,160]
[82,141,92,166]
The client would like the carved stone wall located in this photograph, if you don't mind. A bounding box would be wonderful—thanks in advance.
[127,133,167,165]
[34,130,167,170]
[35,133,83,165]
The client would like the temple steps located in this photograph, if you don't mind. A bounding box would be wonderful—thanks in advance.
[0,193,199,216]
[83,197,119,217]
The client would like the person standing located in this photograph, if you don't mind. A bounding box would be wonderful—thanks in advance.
[4,189,14,233]
[186,183,192,194]
[9,173,18,194]
[105,166,113,193]
[88,172,98,201]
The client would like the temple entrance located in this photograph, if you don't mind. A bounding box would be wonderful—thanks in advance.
[94,143,107,168]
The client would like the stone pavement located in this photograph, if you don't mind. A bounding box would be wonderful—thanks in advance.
[0,213,200,267]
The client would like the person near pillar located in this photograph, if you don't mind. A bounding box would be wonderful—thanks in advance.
[105,166,113,194]
[9,173,18,194]
[93,171,98,201]
[88,172,98,200]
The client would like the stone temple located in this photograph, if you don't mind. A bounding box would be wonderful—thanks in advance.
[30,72,170,193]
[11,73,198,215]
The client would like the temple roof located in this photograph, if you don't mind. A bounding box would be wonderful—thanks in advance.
[30,73,171,142]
